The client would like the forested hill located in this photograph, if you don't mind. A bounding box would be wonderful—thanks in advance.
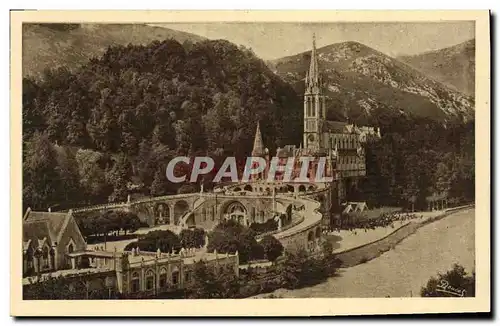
[23,23,206,79]
[271,41,474,125]
[22,38,303,210]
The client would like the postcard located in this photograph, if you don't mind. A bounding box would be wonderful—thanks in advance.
[10,10,490,316]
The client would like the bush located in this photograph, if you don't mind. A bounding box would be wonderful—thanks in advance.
[421,264,475,297]
[23,274,119,300]
[178,184,197,194]
[186,261,239,299]
[179,228,206,248]
[124,230,181,254]
[75,210,141,239]
[260,235,284,262]
[249,219,278,235]
[207,219,264,264]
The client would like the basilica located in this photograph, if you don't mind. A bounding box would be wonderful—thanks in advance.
[252,34,381,201]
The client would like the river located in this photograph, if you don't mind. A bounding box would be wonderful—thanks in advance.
[257,208,475,298]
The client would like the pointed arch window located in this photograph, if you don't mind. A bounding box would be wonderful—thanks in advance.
[159,268,168,288]
[131,272,140,293]
[41,245,50,269]
[172,270,179,285]
[145,270,155,291]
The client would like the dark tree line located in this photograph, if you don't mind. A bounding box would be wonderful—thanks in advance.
[75,210,142,241]
[207,219,284,264]
[22,38,302,211]
[22,37,474,213]
[123,228,206,254]
[356,116,474,210]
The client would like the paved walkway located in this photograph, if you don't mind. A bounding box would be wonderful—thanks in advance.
[254,208,475,298]
[329,210,444,253]
[272,196,322,240]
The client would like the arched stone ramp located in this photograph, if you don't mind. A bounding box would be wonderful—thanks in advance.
[173,200,190,225]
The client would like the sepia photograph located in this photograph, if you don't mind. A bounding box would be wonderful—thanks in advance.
[10,10,490,316]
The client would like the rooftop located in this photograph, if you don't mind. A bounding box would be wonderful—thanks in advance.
[22,267,113,285]
[125,249,237,267]
[23,209,70,244]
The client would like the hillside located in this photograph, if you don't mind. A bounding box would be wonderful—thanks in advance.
[398,39,475,96]
[22,38,303,209]
[271,41,474,124]
[22,23,206,78]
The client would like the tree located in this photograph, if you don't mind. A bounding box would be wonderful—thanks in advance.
[187,261,239,299]
[421,264,475,297]
[23,274,119,300]
[75,149,111,203]
[150,168,169,197]
[22,132,62,210]
[54,146,83,205]
[125,230,181,254]
[260,235,284,262]
[105,154,131,203]
[179,228,206,248]
[276,248,333,290]
[207,220,263,264]
[121,212,141,235]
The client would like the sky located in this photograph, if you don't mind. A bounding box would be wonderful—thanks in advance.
[155,22,475,60]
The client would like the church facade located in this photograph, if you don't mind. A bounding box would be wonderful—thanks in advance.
[301,34,381,179]
[255,34,381,202]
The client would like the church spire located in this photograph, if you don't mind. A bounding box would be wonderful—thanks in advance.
[252,121,265,156]
[307,33,320,87]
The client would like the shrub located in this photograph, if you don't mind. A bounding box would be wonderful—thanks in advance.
[75,210,141,239]
[124,229,181,254]
[276,249,335,290]
[260,235,284,262]
[177,184,197,194]
[249,219,278,235]
[207,219,264,264]
[179,228,206,248]
[421,264,475,297]
[187,261,239,299]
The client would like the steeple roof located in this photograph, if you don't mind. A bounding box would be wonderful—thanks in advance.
[308,33,320,85]
[251,121,265,156]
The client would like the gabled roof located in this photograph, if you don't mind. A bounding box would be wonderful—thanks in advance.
[23,209,70,246]
[23,239,32,251]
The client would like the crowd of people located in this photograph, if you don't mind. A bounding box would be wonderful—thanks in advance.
[333,211,423,232]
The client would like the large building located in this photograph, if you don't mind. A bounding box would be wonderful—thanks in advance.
[276,34,381,201]
[22,208,239,299]
[23,208,87,276]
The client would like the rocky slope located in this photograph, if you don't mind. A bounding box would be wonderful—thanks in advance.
[22,23,206,78]
[271,41,474,124]
[398,39,475,96]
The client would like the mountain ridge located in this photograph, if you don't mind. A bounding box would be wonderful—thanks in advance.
[271,40,474,124]
[23,23,206,79]
[398,39,475,96]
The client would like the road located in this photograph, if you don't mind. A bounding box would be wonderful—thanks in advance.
[256,208,475,298]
